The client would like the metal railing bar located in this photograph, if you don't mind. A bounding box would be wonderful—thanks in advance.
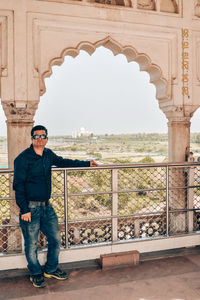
[51,194,64,198]
[0,224,20,228]
[63,187,167,197]
[51,186,200,198]
[0,169,13,173]
[117,187,166,193]
[68,216,112,223]
[64,170,68,249]
[166,166,169,236]
[187,185,200,189]
[168,186,188,190]
[169,208,200,213]
[0,162,199,175]
[117,211,166,217]
[68,211,166,223]
[112,169,118,243]
[51,161,200,171]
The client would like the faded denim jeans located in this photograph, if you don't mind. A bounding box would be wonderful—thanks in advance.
[20,204,60,275]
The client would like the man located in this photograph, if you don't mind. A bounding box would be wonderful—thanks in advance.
[13,125,98,288]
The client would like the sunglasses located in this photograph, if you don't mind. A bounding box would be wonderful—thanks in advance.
[32,134,47,140]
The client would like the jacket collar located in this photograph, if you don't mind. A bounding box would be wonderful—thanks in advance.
[29,144,47,157]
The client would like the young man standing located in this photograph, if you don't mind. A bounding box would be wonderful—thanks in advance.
[13,125,98,288]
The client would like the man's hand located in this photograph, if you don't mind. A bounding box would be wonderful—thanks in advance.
[90,160,98,167]
[21,212,31,222]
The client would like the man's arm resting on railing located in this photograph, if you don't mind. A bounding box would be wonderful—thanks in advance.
[50,149,98,168]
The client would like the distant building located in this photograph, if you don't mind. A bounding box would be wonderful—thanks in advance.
[72,127,92,138]
[72,130,78,139]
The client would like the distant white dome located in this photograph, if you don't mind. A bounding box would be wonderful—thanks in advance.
[80,127,86,133]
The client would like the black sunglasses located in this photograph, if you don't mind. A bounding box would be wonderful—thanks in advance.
[32,134,47,140]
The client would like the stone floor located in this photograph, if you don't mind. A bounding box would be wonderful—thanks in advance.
[1,253,200,300]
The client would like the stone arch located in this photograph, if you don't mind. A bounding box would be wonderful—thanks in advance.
[40,36,168,110]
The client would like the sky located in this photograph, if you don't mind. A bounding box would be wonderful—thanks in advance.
[0,46,200,136]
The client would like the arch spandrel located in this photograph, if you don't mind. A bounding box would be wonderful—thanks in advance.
[38,36,169,114]
[29,14,178,108]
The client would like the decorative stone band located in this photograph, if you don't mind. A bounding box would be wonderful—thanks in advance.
[2,101,39,122]
[37,0,178,12]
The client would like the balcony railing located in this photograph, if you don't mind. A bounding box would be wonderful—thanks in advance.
[0,162,200,255]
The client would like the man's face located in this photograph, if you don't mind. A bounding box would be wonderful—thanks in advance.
[32,130,48,148]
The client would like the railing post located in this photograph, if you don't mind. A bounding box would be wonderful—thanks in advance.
[134,219,140,238]
[21,232,25,253]
[187,155,194,233]
[64,170,69,249]
[112,169,118,243]
[166,165,169,237]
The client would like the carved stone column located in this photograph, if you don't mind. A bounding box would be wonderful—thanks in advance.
[168,118,190,163]
[2,100,38,168]
[165,109,191,235]
[1,100,38,252]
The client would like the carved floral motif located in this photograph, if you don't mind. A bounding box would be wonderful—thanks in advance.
[137,0,155,10]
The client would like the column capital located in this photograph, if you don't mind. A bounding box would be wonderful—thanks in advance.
[162,105,198,123]
[2,100,38,122]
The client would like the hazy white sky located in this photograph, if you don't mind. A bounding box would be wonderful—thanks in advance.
[0,46,200,136]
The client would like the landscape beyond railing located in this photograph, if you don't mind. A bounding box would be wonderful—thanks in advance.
[0,162,200,255]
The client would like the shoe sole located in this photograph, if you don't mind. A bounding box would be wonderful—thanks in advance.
[44,272,68,280]
[30,277,46,288]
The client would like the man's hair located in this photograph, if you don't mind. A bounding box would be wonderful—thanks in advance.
[31,125,48,137]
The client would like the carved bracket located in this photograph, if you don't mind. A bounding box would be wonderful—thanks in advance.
[2,101,39,122]
[162,104,199,122]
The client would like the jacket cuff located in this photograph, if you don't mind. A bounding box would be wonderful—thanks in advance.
[20,206,30,215]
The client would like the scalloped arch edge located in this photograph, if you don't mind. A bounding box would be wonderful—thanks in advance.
[40,37,169,104]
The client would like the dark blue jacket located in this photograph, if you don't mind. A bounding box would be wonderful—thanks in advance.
[13,144,90,214]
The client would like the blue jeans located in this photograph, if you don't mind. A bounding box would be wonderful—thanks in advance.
[20,204,60,275]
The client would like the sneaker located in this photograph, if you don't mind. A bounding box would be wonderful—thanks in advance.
[30,274,46,288]
[44,268,68,280]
